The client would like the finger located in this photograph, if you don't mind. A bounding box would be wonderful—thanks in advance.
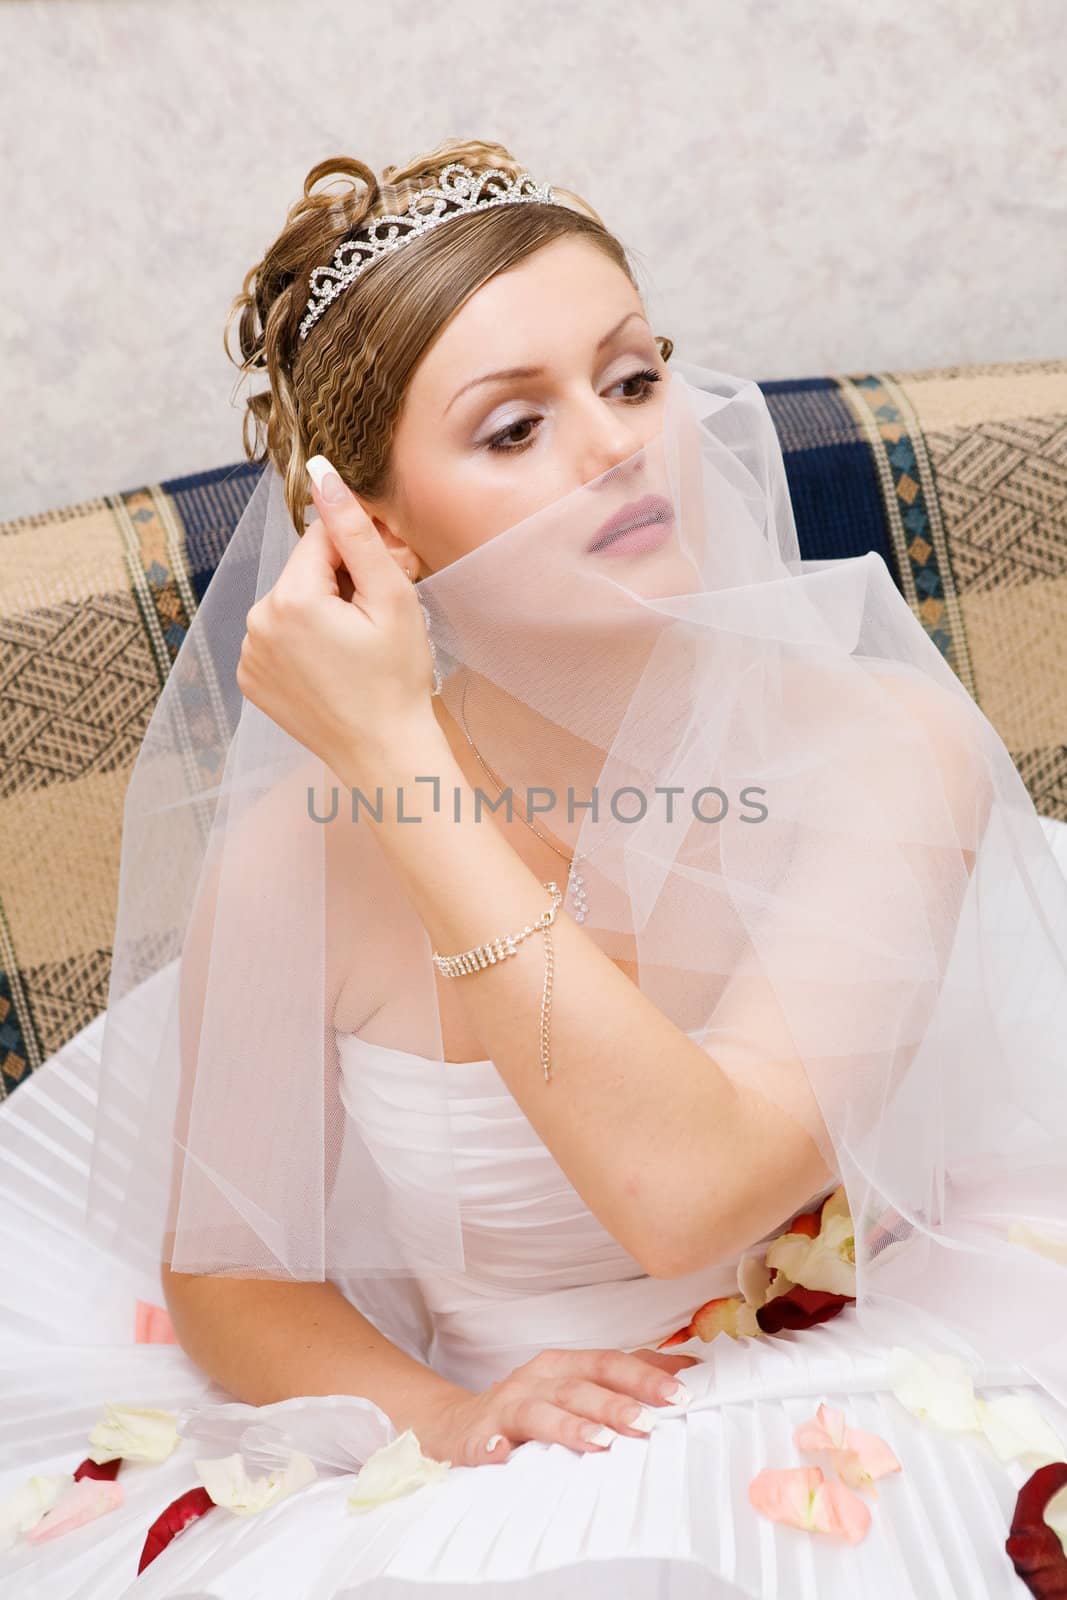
[551,1376,663,1439]
[514,1395,619,1454]
[306,454,398,609]
[630,1349,703,1376]
[304,514,356,603]
[273,515,350,609]
[559,1348,686,1405]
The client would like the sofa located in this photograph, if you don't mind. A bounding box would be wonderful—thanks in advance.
[1,356,1065,1101]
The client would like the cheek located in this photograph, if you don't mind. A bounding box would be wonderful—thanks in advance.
[424,465,566,563]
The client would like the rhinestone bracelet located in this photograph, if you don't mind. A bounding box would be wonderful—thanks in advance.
[431,882,563,1082]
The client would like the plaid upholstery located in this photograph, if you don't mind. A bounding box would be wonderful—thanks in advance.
[1,360,1064,1097]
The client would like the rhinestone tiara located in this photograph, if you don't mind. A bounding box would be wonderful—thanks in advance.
[298,162,558,343]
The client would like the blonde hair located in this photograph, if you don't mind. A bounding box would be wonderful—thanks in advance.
[225,137,673,533]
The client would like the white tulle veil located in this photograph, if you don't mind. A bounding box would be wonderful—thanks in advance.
[83,360,1067,1404]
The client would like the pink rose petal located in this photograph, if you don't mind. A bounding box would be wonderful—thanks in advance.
[25,1478,123,1542]
[793,1402,902,1492]
[813,1476,874,1543]
[135,1300,179,1344]
[835,1425,901,1486]
[749,1466,872,1544]
[750,1465,825,1528]
[794,1402,849,1452]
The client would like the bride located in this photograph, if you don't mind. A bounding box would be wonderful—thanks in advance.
[3,137,1067,1598]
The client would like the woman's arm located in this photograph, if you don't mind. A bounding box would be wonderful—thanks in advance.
[333,674,989,1283]
[160,1264,461,1424]
[331,716,828,1281]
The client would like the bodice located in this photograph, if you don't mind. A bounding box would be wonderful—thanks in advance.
[335,1030,838,1389]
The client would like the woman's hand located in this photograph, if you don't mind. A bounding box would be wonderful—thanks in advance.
[235,455,440,779]
[413,1347,703,1468]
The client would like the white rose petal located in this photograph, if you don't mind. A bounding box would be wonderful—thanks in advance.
[975,1395,1067,1466]
[346,1428,450,1513]
[763,1225,857,1298]
[88,1404,180,1465]
[195,1450,317,1516]
[736,1251,774,1307]
[1008,1221,1067,1266]
[0,1474,69,1553]
[888,1347,982,1433]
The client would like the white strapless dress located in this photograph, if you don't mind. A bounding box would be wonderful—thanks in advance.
[4,815,1067,1597]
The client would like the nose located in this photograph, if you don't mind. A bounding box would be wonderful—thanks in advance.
[575,397,650,492]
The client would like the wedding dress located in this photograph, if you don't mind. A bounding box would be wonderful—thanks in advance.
[4,807,1067,1600]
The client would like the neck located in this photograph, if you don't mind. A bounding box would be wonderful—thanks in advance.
[430,671,604,857]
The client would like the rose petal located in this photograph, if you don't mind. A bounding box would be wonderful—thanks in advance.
[756,1284,852,1335]
[25,1478,124,1543]
[691,1294,762,1341]
[1008,1223,1067,1267]
[1047,1482,1067,1557]
[135,1300,179,1344]
[137,1486,215,1574]
[785,1206,823,1239]
[977,1396,1067,1468]
[347,1428,450,1512]
[812,1475,873,1543]
[764,1220,857,1298]
[793,1403,901,1493]
[73,1456,122,1482]
[820,1186,852,1227]
[888,1347,982,1433]
[655,1325,695,1349]
[195,1449,317,1516]
[834,1425,901,1485]
[748,1466,871,1544]
[1006,1461,1067,1597]
[749,1464,823,1527]
[737,1250,775,1307]
[88,1403,180,1464]
[0,1474,70,1552]
[794,1402,850,1453]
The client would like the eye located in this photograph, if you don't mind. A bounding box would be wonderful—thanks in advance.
[483,367,663,456]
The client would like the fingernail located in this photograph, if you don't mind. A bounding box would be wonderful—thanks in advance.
[661,1380,687,1402]
[486,1434,506,1453]
[580,1424,618,1447]
[307,454,347,503]
[629,1406,656,1433]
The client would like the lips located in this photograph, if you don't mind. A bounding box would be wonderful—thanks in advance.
[586,492,674,555]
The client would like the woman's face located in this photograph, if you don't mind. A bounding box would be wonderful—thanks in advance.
[361,236,671,579]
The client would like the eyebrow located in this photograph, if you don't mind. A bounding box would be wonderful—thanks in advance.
[443,310,652,418]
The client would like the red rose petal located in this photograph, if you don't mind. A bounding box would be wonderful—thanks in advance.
[137,1486,216,1575]
[73,1456,122,1481]
[786,1206,823,1239]
[655,1327,695,1349]
[1006,1461,1067,1599]
[756,1285,854,1335]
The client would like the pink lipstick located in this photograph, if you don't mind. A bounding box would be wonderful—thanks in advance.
[586,492,674,557]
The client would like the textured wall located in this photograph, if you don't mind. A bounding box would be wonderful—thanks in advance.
[2,0,1064,519]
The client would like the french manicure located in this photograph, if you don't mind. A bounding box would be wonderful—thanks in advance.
[628,1406,656,1433]
[581,1424,618,1447]
[307,454,347,503]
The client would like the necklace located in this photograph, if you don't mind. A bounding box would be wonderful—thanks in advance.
[458,676,590,924]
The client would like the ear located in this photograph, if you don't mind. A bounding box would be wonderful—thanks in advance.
[357,498,423,582]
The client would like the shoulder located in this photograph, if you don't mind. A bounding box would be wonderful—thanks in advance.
[864,666,992,867]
